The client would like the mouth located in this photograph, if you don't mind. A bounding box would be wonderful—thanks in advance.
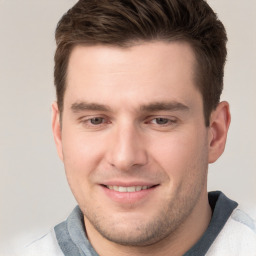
[100,184,159,204]
[104,185,156,193]
[102,184,159,193]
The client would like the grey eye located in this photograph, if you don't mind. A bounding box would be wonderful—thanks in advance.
[155,118,169,125]
[90,117,104,125]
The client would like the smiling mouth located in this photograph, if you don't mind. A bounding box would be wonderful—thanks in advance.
[103,185,157,193]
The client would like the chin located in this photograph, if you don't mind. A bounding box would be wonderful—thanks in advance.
[84,207,182,247]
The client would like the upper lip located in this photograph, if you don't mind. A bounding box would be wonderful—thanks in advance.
[100,181,159,187]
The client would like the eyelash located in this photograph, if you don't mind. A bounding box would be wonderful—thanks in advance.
[79,116,177,128]
[147,117,177,126]
[80,116,109,127]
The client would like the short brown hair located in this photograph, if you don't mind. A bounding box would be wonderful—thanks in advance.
[54,0,227,126]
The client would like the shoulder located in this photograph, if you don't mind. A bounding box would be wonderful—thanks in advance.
[19,229,64,256]
[207,207,256,255]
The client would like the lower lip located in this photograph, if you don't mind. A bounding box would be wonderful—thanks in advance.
[101,185,158,204]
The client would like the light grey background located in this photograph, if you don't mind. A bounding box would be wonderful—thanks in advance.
[0,0,255,254]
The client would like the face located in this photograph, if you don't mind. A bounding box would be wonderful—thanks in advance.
[53,41,212,246]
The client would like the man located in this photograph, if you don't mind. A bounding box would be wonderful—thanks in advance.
[23,0,256,255]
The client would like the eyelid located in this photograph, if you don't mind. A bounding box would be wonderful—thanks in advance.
[78,114,106,121]
[152,118,175,123]
[144,116,179,130]
[79,115,111,127]
[77,114,178,129]
[145,115,177,122]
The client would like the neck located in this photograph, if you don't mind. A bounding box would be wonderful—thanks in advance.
[85,192,212,256]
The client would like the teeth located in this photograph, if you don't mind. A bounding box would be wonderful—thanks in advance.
[119,186,127,192]
[106,185,150,192]
[127,186,136,192]
[135,186,141,192]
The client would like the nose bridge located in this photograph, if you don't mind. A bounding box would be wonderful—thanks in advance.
[107,120,148,170]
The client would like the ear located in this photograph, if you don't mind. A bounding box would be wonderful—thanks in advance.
[208,101,231,163]
[51,102,64,161]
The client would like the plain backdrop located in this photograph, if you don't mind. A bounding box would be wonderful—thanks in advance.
[0,0,255,254]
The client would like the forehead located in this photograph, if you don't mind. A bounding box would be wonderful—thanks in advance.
[65,41,201,110]
[67,41,196,78]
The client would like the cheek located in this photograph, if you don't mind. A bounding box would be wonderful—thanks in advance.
[149,129,208,182]
[61,132,104,208]
[61,127,106,196]
[62,128,104,169]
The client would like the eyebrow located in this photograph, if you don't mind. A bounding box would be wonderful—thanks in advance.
[140,101,190,112]
[70,101,189,114]
[71,102,111,113]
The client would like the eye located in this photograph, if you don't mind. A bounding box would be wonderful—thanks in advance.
[89,117,105,125]
[150,117,176,126]
[80,116,109,128]
[153,118,170,125]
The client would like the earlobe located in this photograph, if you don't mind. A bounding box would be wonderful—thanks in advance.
[51,102,64,161]
[208,101,231,163]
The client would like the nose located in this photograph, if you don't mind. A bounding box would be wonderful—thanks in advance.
[106,123,148,171]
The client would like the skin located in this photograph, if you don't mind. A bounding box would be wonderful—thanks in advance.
[52,41,230,256]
